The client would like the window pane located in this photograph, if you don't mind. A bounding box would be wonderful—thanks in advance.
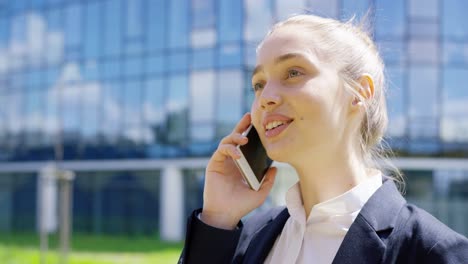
[190,71,215,123]
[126,0,143,38]
[81,81,100,140]
[218,44,242,67]
[144,77,165,143]
[103,0,122,57]
[244,0,273,42]
[146,54,165,75]
[167,74,188,144]
[308,0,338,18]
[218,0,242,43]
[276,0,306,21]
[101,81,122,140]
[192,0,215,29]
[409,21,439,39]
[124,56,143,78]
[386,67,406,137]
[216,70,243,137]
[409,0,438,19]
[65,4,81,48]
[169,52,189,72]
[123,81,142,125]
[442,68,468,142]
[443,41,468,65]
[84,2,101,59]
[375,0,405,38]
[408,66,439,118]
[341,0,369,20]
[61,83,81,136]
[409,40,438,64]
[102,58,121,80]
[169,0,189,49]
[443,0,468,39]
[147,0,166,52]
[192,49,214,70]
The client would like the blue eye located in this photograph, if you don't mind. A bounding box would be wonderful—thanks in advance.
[253,82,264,91]
[288,69,302,78]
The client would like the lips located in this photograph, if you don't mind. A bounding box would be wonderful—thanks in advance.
[263,114,293,138]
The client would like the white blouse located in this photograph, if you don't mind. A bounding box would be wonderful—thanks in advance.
[264,170,383,264]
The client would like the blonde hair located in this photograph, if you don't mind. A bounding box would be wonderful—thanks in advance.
[261,14,404,189]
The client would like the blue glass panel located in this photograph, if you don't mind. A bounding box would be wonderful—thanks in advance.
[103,0,122,57]
[0,17,9,46]
[101,81,122,139]
[169,52,189,72]
[192,49,214,69]
[31,0,45,9]
[191,123,214,142]
[65,4,82,47]
[81,81,100,139]
[218,0,242,43]
[167,74,188,144]
[408,66,439,118]
[192,0,214,29]
[144,77,165,144]
[126,0,143,38]
[125,41,144,56]
[46,67,59,86]
[341,0,369,20]
[62,84,81,134]
[46,8,61,31]
[443,0,468,39]
[168,0,189,48]
[443,42,468,66]
[216,70,243,123]
[375,0,405,38]
[377,40,406,65]
[124,56,143,78]
[218,44,242,67]
[409,0,438,19]
[146,0,166,52]
[102,59,121,80]
[146,54,165,75]
[386,67,406,137]
[84,2,101,59]
[83,60,99,80]
[124,81,142,126]
[442,68,468,142]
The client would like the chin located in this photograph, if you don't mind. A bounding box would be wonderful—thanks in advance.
[266,147,292,163]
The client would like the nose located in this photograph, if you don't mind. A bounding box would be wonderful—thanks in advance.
[259,82,282,111]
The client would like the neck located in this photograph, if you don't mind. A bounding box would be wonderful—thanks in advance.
[289,147,370,218]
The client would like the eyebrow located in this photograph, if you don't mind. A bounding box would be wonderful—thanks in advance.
[251,53,312,78]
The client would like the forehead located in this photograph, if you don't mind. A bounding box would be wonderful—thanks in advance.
[256,26,321,65]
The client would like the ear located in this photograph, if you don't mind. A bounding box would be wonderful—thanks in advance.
[357,74,374,100]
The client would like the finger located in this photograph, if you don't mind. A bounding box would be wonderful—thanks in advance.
[258,167,277,193]
[212,144,241,163]
[232,113,252,134]
[220,132,248,145]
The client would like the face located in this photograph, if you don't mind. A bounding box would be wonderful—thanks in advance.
[250,26,354,164]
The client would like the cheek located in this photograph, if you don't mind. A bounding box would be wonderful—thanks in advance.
[250,99,262,124]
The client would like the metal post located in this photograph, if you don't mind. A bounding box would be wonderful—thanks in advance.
[58,170,75,264]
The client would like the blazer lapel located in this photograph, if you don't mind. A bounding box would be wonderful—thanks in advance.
[242,208,290,263]
[332,179,406,264]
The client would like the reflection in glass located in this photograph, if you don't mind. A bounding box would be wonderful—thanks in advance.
[244,0,273,42]
[192,0,215,29]
[442,68,468,142]
[375,0,405,38]
[341,0,368,20]
[101,81,122,142]
[102,59,121,80]
[81,81,101,140]
[409,0,438,18]
[169,0,189,49]
[408,66,439,118]
[443,0,468,39]
[169,52,189,72]
[103,0,122,56]
[146,54,165,75]
[308,0,338,18]
[386,67,406,137]
[218,44,242,67]
[409,40,438,64]
[167,75,188,145]
[126,0,143,38]
[84,2,101,59]
[190,71,215,123]
[216,70,243,138]
[409,21,439,38]
[147,0,166,52]
[124,56,143,78]
[443,42,468,65]
[144,77,165,144]
[192,49,214,70]
[65,4,81,48]
[218,0,242,43]
[191,29,216,48]
[276,0,306,20]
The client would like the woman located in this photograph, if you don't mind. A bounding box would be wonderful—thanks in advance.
[179,14,468,264]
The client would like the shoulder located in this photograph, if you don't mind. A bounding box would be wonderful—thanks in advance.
[391,203,468,263]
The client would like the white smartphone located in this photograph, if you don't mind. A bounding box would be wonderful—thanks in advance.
[234,124,273,191]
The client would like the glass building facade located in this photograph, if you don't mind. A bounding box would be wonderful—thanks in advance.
[0,0,467,237]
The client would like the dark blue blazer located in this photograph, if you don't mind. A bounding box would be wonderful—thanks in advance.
[179,180,468,263]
